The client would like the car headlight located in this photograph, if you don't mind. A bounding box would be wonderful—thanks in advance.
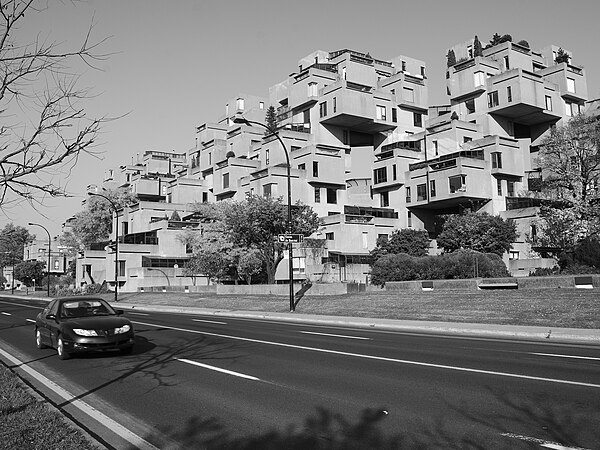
[114,325,131,334]
[73,329,100,336]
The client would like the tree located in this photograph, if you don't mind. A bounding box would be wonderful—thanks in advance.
[265,105,277,134]
[61,188,137,251]
[0,223,33,268]
[370,229,430,263]
[446,49,456,68]
[13,260,45,286]
[436,212,517,256]
[0,1,109,209]
[487,33,503,48]
[473,35,483,57]
[554,48,570,64]
[237,248,264,284]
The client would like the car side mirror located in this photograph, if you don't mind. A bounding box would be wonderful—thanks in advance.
[115,310,124,315]
[46,314,57,321]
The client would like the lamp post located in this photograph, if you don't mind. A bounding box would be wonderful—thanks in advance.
[28,223,51,297]
[88,192,119,303]
[232,115,295,312]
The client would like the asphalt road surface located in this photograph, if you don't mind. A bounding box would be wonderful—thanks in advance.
[1,296,599,449]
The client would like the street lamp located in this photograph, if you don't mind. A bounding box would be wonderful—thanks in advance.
[88,192,120,303]
[233,115,295,312]
[28,223,51,297]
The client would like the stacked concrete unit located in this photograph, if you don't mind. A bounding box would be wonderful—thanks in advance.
[75,39,591,290]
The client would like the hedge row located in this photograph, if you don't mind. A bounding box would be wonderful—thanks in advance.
[370,250,509,286]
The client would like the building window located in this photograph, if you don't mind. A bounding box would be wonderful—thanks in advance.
[507,180,515,196]
[492,152,502,169]
[118,260,126,277]
[421,66,426,77]
[449,174,466,193]
[54,259,60,270]
[407,211,412,228]
[298,163,305,170]
[222,173,229,189]
[202,192,208,202]
[433,140,439,156]
[487,91,499,108]
[326,188,337,204]
[236,97,244,110]
[313,161,319,177]
[391,108,397,123]
[333,96,337,113]
[362,231,368,249]
[380,191,389,207]
[417,183,427,201]
[467,45,473,58]
[430,180,436,197]
[545,95,553,111]
[209,152,212,165]
[374,167,387,184]
[413,112,422,127]
[507,86,512,102]
[403,87,414,102]
[474,71,485,86]
[465,98,475,114]
[567,77,575,93]
[509,250,519,260]
[319,101,327,118]
[503,56,510,70]
[401,60,407,72]
[308,82,318,97]
[263,184,272,198]
[376,105,386,121]
[265,149,270,165]
[314,187,321,203]
[392,164,397,181]
[405,186,411,203]
[326,232,334,240]
[259,101,264,109]
[464,136,472,143]
[497,178,502,195]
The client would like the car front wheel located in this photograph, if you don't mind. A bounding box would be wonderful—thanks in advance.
[35,328,47,349]
[57,336,70,360]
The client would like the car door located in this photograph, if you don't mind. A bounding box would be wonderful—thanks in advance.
[38,300,57,344]
[45,300,61,347]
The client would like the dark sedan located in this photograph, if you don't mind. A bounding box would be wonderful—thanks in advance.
[35,296,134,360]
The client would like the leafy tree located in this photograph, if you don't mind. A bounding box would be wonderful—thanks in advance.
[61,188,137,251]
[265,105,277,134]
[370,229,430,263]
[170,210,181,221]
[516,40,530,49]
[0,1,108,208]
[0,224,33,268]
[446,49,456,68]
[237,248,265,284]
[436,212,517,256]
[487,33,503,48]
[13,260,45,287]
[473,35,484,57]
[554,48,570,64]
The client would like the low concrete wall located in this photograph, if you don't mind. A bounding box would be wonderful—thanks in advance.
[138,285,217,293]
[385,274,600,291]
[139,282,366,296]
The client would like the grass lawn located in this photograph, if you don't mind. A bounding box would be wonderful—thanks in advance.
[0,364,97,450]
[113,288,600,329]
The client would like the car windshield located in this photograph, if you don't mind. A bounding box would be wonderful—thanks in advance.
[60,300,115,319]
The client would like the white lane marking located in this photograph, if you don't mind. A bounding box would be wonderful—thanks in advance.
[192,319,227,325]
[300,331,370,340]
[501,432,589,449]
[128,312,150,316]
[26,319,36,323]
[0,347,158,450]
[132,321,600,389]
[0,300,43,309]
[1,312,11,315]
[531,352,600,361]
[176,358,260,381]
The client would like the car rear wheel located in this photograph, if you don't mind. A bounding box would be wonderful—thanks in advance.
[35,328,47,349]
[57,336,70,360]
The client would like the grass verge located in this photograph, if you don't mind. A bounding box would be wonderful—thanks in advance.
[0,363,97,450]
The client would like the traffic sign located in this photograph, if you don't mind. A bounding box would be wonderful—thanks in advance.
[277,234,304,243]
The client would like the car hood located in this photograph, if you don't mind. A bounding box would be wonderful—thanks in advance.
[62,316,131,329]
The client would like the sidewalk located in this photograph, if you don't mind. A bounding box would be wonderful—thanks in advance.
[116,299,600,345]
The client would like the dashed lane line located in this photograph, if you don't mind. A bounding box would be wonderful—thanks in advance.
[501,432,590,449]
[299,331,370,340]
[530,352,600,361]
[192,319,227,325]
[132,320,600,389]
[176,358,260,381]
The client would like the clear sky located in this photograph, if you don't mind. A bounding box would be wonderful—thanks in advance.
[2,0,599,238]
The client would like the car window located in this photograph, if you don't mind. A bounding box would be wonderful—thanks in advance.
[61,300,114,318]
[48,300,59,316]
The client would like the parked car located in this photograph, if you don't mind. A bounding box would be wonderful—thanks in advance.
[35,296,134,360]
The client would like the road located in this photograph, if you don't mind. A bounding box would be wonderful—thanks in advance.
[1,296,599,449]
